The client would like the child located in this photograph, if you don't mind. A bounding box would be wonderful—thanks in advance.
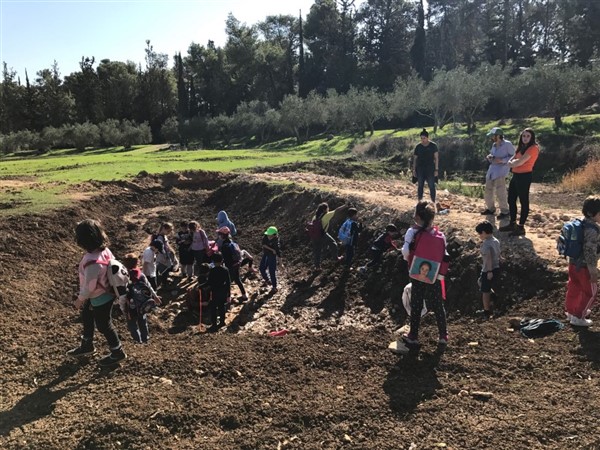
[66,219,126,367]
[186,263,211,321]
[154,222,178,287]
[359,224,398,273]
[218,226,248,302]
[565,195,600,327]
[475,220,501,319]
[122,253,162,343]
[207,252,231,332]
[309,202,343,270]
[260,226,281,293]
[175,221,194,279]
[338,208,362,267]
[217,210,237,237]
[401,201,448,349]
[189,221,210,269]
[240,249,256,274]
[142,239,163,290]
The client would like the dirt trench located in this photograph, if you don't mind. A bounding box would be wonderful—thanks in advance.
[1,170,599,450]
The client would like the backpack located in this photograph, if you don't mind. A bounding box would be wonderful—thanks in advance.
[407,227,448,284]
[128,278,157,314]
[306,217,324,241]
[227,241,242,263]
[557,218,594,259]
[519,318,564,339]
[86,258,130,299]
[338,219,354,245]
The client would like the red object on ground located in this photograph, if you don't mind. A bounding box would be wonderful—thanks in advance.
[269,329,289,337]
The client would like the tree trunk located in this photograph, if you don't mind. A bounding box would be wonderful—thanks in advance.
[554,112,563,129]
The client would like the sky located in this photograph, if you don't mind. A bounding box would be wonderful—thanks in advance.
[0,0,334,81]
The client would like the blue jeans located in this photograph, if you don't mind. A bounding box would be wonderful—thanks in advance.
[126,309,149,343]
[417,168,436,202]
[259,253,277,288]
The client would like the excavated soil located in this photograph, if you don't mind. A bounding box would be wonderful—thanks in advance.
[1,169,599,450]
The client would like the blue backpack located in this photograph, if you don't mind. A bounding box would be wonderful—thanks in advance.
[338,219,354,245]
[557,218,593,259]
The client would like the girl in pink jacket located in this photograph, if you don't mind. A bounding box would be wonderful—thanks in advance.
[66,219,126,367]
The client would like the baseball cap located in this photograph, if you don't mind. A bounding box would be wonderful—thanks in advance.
[486,127,503,136]
[264,226,278,236]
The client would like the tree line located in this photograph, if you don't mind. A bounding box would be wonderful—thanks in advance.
[1,0,600,152]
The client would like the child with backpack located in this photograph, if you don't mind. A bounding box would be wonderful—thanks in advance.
[475,220,501,319]
[207,252,231,332]
[338,208,362,267]
[66,219,126,367]
[564,196,600,327]
[142,239,163,290]
[175,221,194,279]
[260,226,281,293]
[122,254,162,343]
[401,201,449,351]
[359,224,398,274]
[218,226,248,302]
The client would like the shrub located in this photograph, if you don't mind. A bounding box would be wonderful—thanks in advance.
[121,120,151,149]
[98,119,123,147]
[64,122,101,151]
[560,159,600,193]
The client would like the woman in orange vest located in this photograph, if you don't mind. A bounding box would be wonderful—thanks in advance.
[500,128,540,236]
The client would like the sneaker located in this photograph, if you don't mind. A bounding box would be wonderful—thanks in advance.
[438,335,449,345]
[207,325,219,333]
[475,309,493,319]
[240,295,248,302]
[66,344,96,358]
[401,334,419,346]
[270,287,278,294]
[510,225,526,236]
[481,209,495,215]
[358,266,367,274]
[98,348,127,367]
[499,222,516,232]
[570,316,593,327]
[497,212,510,220]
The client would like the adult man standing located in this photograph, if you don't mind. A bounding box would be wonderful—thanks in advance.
[482,127,515,219]
[412,128,439,203]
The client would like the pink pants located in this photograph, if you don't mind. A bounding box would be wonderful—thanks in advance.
[565,264,598,319]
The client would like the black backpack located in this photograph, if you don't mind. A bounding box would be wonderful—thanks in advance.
[519,318,564,338]
[129,279,157,314]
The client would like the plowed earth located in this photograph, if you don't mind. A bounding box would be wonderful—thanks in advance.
[1,169,599,450]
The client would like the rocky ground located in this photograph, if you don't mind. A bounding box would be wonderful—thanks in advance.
[0,169,599,450]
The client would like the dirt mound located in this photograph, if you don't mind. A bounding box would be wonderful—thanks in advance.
[1,171,599,450]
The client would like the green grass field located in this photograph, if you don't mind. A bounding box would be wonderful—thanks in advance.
[1,113,598,215]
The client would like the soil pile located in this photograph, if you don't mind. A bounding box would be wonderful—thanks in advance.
[1,170,599,450]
